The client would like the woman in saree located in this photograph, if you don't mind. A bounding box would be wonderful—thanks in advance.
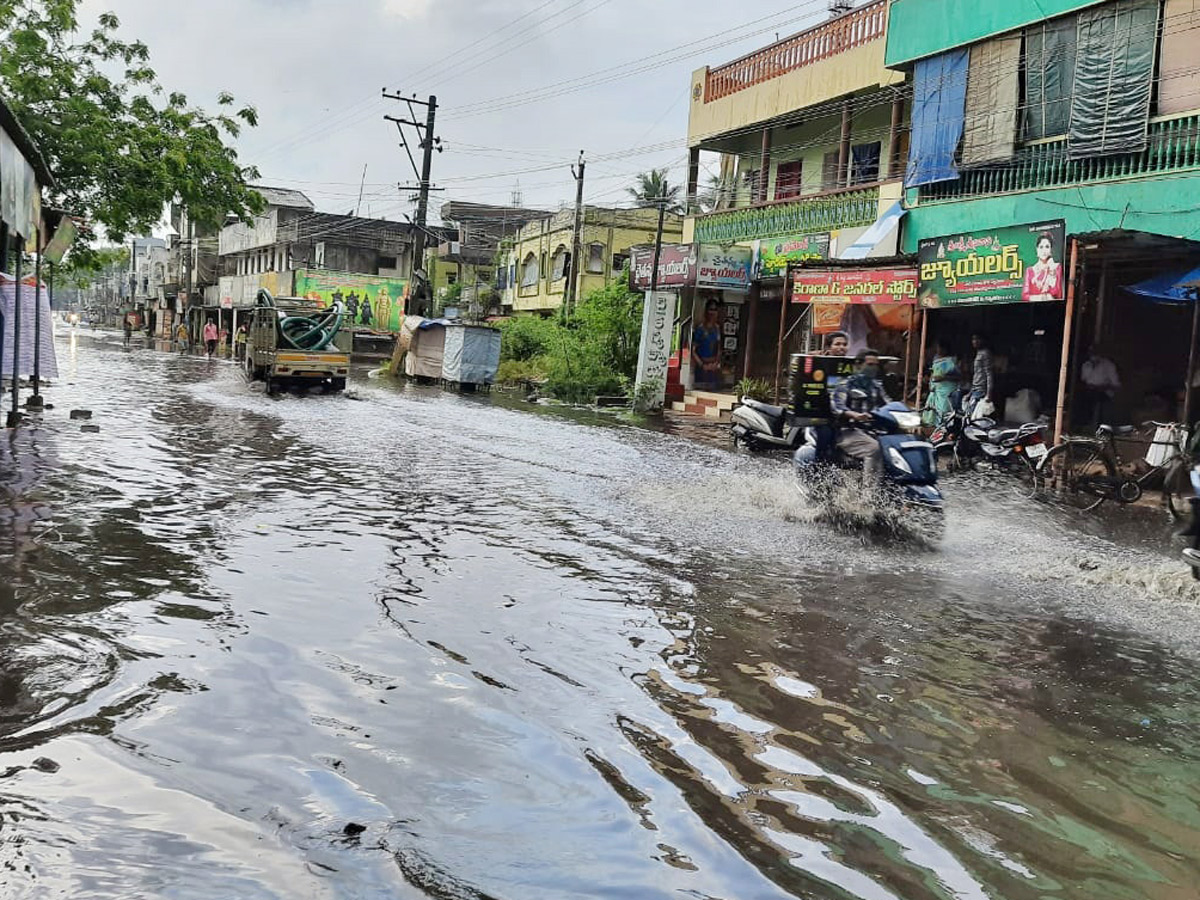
[924,338,961,426]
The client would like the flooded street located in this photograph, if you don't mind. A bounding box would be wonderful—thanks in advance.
[3,331,1200,899]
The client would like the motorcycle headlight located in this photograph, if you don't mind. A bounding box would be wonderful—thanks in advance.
[887,447,913,475]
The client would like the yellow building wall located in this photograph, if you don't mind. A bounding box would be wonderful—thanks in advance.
[687,38,903,147]
[511,209,683,313]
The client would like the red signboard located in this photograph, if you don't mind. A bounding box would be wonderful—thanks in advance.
[791,267,919,304]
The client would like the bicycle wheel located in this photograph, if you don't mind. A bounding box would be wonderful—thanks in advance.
[1163,460,1189,519]
[1039,441,1115,511]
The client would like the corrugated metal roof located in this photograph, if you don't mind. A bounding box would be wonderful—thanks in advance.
[251,185,315,211]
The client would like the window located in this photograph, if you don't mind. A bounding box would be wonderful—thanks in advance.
[822,151,841,191]
[774,160,803,200]
[850,142,881,185]
[551,246,569,281]
[587,243,606,274]
[612,253,630,272]
[540,251,547,279]
[377,255,397,271]
[1023,17,1076,140]
[520,254,539,288]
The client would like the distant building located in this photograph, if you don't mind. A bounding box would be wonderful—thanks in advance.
[501,205,683,314]
[438,201,548,316]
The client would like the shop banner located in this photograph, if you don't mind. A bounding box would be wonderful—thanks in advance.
[696,245,752,292]
[918,220,1066,308]
[792,267,918,305]
[294,268,409,332]
[634,290,675,409]
[753,232,829,279]
[629,244,696,290]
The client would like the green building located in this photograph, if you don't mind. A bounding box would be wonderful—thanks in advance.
[887,0,1200,436]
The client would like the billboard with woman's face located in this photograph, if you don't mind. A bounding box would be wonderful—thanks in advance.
[917,220,1066,307]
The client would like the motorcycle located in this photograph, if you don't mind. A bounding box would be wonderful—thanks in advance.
[730,397,810,451]
[931,406,1049,494]
[793,400,944,513]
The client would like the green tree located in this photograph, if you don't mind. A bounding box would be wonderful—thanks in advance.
[0,0,264,263]
[627,168,682,213]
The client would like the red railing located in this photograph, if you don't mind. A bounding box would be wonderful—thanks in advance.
[704,1,888,103]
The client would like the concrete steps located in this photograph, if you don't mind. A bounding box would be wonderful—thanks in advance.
[672,390,738,421]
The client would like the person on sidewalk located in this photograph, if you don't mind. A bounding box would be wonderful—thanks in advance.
[123,317,133,347]
[234,322,248,361]
[1080,345,1121,429]
[691,300,722,389]
[830,348,890,488]
[203,319,218,358]
[968,332,994,418]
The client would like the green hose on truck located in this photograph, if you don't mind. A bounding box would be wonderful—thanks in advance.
[256,288,343,350]
[243,289,351,395]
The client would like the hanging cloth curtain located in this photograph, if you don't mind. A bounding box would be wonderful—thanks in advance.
[1024,16,1077,140]
[1158,0,1200,115]
[904,48,969,188]
[1068,0,1161,159]
[962,35,1022,166]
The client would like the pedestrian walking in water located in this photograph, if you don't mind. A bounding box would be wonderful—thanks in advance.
[203,319,218,358]
[175,322,189,354]
[234,322,248,361]
[123,317,133,346]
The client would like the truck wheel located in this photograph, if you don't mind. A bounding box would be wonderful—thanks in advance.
[265,377,277,396]
[330,378,346,392]
[244,355,257,380]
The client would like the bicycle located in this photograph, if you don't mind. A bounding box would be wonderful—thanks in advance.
[1038,421,1193,514]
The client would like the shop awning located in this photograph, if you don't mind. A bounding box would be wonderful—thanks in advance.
[838,202,906,260]
[1123,266,1200,304]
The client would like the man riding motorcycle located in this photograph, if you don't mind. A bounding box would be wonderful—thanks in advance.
[829,348,890,485]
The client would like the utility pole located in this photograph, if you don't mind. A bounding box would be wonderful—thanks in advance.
[565,151,585,317]
[649,199,667,294]
[383,90,442,316]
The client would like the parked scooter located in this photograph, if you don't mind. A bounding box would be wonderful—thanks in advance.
[730,398,809,451]
[793,399,944,513]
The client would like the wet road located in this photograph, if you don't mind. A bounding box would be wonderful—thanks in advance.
[2,330,1200,899]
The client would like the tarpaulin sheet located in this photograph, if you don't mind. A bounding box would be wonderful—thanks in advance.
[0,273,58,380]
[1068,0,1161,159]
[1158,0,1200,115]
[905,48,969,188]
[1123,266,1200,304]
[0,129,39,240]
[962,36,1021,166]
[838,202,905,260]
[404,322,445,378]
[441,325,501,385]
[1024,16,1076,140]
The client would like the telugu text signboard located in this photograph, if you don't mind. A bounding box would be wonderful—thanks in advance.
[918,220,1066,308]
[791,267,918,305]
[754,233,830,279]
[629,244,696,291]
[634,290,675,409]
[696,245,752,292]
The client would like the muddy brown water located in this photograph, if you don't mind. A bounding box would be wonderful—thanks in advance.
[1,330,1199,899]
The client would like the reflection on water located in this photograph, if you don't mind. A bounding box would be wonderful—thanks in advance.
[0,332,1198,899]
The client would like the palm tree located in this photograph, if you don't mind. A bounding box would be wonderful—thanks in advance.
[627,168,682,213]
[697,172,733,213]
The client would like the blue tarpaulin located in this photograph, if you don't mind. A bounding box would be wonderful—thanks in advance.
[904,48,969,189]
[1123,267,1200,304]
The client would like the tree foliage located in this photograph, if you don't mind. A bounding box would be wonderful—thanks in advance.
[0,0,264,263]
[627,168,682,213]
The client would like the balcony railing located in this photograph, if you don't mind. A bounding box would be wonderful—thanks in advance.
[693,185,880,244]
[919,113,1200,203]
[705,0,887,103]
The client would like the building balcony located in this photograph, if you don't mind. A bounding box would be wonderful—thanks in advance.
[917,112,1200,205]
[692,183,882,245]
[687,0,899,146]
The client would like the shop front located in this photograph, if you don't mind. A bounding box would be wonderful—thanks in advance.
[789,262,920,401]
[916,219,1070,433]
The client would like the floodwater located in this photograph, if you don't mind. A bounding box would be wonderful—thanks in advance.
[1,330,1199,900]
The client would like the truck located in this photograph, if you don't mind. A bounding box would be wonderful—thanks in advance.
[242,291,351,395]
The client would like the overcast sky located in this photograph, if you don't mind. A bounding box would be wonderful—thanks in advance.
[79,0,828,225]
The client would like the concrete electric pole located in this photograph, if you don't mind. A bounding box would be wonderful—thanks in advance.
[565,151,586,317]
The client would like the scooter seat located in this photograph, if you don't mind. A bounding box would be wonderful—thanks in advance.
[741,398,785,419]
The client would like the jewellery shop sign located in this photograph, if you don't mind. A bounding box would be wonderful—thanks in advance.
[918,220,1066,308]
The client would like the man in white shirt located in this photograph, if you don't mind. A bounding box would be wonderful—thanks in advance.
[1080,345,1121,430]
